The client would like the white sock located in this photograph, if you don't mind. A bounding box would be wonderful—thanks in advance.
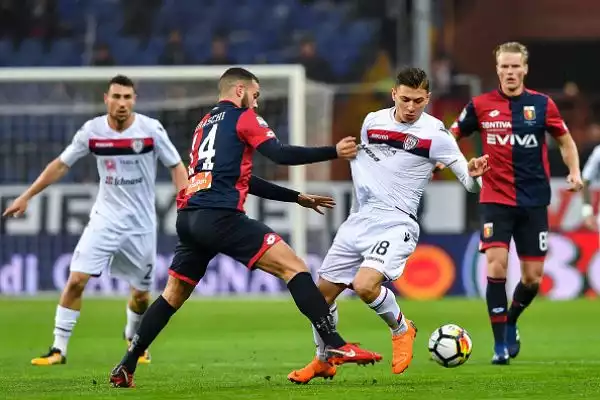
[125,306,144,341]
[52,305,80,356]
[367,287,407,336]
[312,303,338,361]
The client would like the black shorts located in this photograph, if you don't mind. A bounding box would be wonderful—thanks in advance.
[169,209,281,285]
[479,203,549,260]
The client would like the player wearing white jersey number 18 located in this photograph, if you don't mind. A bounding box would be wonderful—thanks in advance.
[2,75,188,366]
[288,67,490,384]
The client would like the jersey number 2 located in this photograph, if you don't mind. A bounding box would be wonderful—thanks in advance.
[189,124,217,175]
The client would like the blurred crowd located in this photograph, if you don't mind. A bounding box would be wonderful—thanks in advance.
[1,0,598,180]
[0,0,379,84]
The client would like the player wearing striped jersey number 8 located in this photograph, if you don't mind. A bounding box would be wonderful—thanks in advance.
[450,41,582,365]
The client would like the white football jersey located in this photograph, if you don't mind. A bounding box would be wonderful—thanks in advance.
[350,107,480,217]
[59,113,181,233]
[582,144,600,182]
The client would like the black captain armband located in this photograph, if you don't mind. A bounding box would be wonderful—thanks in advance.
[256,139,337,165]
[249,175,300,203]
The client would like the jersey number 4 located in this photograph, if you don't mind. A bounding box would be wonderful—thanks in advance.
[189,124,217,175]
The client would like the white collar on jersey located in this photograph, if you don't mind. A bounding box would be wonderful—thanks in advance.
[390,107,422,126]
[105,112,139,133]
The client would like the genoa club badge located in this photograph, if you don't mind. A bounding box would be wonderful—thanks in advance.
[483,222,493,238]
[523,106,536,121]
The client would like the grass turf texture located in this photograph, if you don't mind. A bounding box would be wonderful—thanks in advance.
[1,297,599,399]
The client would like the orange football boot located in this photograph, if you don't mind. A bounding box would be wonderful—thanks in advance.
[391,319,417,374]
[31,347,66,366]
[288,357,337,384]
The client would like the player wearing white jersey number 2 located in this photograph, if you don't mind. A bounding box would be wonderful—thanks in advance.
[288,67,490,384]
[2,75,188,366]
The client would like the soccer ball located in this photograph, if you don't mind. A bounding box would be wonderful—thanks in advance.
[428,324,472,368]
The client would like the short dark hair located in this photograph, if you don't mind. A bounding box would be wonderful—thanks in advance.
[108,75,135,91]
[395,67,429,91]
[218,67,259,93]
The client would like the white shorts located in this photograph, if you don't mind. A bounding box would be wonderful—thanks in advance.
[318,210,419,286]
[70,222,156,291]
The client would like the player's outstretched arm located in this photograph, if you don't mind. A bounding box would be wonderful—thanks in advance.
[3,123,90,218]
[431,131,488,193]
[256,136,357,165]
[2,158,70,218]
[238,109,357,165]
[249,175,335,214]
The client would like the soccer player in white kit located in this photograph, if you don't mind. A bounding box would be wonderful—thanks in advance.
[288,67,490,384]
[581,145,600,231]
[2,75,188,365]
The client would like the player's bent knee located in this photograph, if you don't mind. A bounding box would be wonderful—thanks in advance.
[162,275,195,309]
[255,241,308,282]
[352,267,385,303]
[316,278,346,305]
[520,261,544,285]
[352,279,381,303]
[64,272,91,295]
[487,260,507,278]
[485,248,509,278]
[131,289,150,307]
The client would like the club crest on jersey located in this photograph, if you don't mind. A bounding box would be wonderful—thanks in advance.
[131,139,144,154]
[483,222,493,238]
[523,106,536,121]
[403,134,419,151]
[256,116,269,127]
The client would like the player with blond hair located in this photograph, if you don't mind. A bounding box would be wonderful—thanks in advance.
[450,42,583,364]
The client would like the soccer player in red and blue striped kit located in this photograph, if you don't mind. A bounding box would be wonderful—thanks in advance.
[450,42,583,364]
[109,68,382,388]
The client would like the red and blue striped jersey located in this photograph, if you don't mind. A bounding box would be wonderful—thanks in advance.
[450,88,568,207]
[177,101,275,212]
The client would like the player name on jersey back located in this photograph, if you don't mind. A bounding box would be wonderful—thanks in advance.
[59,113,181,233]
[177,101,276,213]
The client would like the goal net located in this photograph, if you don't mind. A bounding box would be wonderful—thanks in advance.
[0,66,337,295]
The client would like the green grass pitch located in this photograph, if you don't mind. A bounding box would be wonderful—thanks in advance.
[1,297,599,399]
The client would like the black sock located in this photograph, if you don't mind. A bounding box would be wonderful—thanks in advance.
[507,282,539,325]
[120,295,176,373]
[287,272,346,348]
[486,277,508,346]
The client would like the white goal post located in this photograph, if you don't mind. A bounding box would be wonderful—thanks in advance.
[0,65,309,260]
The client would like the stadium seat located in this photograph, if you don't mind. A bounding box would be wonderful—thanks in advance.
[0,0,382,168]
[0,40,11,67]
[110,38,144,66]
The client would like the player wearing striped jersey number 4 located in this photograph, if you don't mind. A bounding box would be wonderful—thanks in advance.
[2,76,189,366]
[110,68,382,389]
[288,67,489,384]
[450,42,583,365]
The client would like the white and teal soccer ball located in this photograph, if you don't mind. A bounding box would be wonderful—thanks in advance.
[428,324,473,368]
